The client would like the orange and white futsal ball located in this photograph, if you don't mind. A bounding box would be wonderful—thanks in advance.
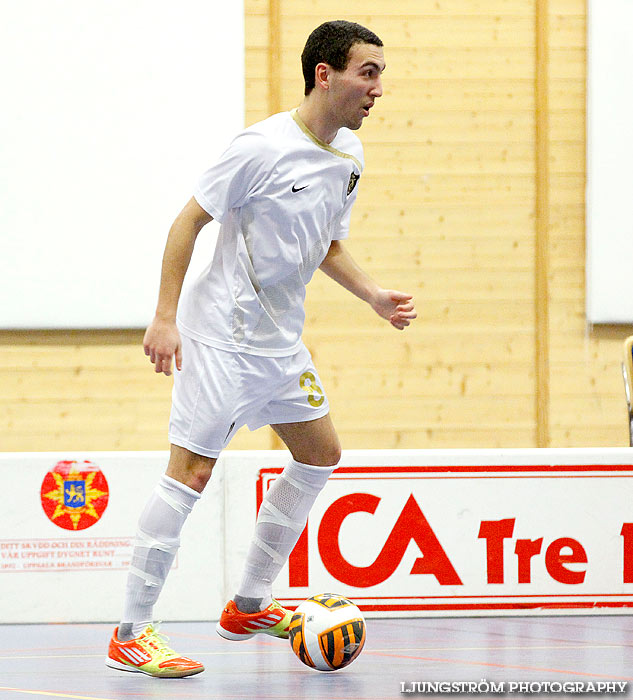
[288,593,366,671]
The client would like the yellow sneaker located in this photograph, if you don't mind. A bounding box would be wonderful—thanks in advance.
[105,624,204,678]
[216,599,292,640]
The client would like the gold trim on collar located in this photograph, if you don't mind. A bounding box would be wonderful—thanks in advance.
[291,108,362,172]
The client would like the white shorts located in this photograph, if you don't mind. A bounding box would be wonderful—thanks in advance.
[168,334,330,458]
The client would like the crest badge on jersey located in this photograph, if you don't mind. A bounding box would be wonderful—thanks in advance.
[347,171,360,196]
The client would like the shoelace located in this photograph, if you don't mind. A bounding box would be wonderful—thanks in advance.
[140,624,177,660]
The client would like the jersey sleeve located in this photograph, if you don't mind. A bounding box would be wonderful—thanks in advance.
[194,131,274,223]
[331,133,364,241]
[333,155,363,241]
[331,184,357,241]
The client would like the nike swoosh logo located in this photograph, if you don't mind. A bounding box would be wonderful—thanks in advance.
[292,184,309,192]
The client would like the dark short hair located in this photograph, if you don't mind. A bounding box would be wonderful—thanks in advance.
[301,20,383,95]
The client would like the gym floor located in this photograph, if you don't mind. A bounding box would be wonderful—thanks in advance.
[0,615,632,699]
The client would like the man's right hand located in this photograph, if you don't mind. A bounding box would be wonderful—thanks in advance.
[143,317,182,376]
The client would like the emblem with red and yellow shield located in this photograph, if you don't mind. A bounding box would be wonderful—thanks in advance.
[40,460,109,531]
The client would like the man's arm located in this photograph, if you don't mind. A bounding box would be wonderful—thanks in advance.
[319,240,416,330]
[143,197,213,375]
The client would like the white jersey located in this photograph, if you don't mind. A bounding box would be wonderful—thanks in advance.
[177,109,364,357]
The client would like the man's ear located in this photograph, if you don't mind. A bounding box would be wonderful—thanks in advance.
[314,62,330,90]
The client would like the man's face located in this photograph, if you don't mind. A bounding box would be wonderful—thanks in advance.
[327,42,385,131]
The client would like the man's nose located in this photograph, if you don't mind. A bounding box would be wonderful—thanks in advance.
[371,77,383,98]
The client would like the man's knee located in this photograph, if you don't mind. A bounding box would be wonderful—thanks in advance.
[322,442,342,467]
[302,440,341,468]
[273,415,342,467]
[166,444,216,493]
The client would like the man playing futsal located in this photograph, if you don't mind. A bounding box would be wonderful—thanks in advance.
[106,19,416,678]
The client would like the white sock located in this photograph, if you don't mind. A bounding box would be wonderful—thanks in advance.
[120,474,200,638]
[236,459,334,609]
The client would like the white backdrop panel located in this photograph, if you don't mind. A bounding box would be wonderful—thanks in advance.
[0,1,243,328]
[0,451,225,623]
[2,449,633,623]
[586,0,633,323]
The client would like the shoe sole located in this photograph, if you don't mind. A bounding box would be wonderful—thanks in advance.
[215,622,255,641]
[215,621,289,641]
[105,656,204,678]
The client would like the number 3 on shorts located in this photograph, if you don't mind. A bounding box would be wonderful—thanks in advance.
[300,371,324,407]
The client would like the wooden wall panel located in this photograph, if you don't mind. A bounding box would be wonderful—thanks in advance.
[547,0,631,447]
[0,331,271,451]
[1,0,628,454]
[269,1,536,449]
